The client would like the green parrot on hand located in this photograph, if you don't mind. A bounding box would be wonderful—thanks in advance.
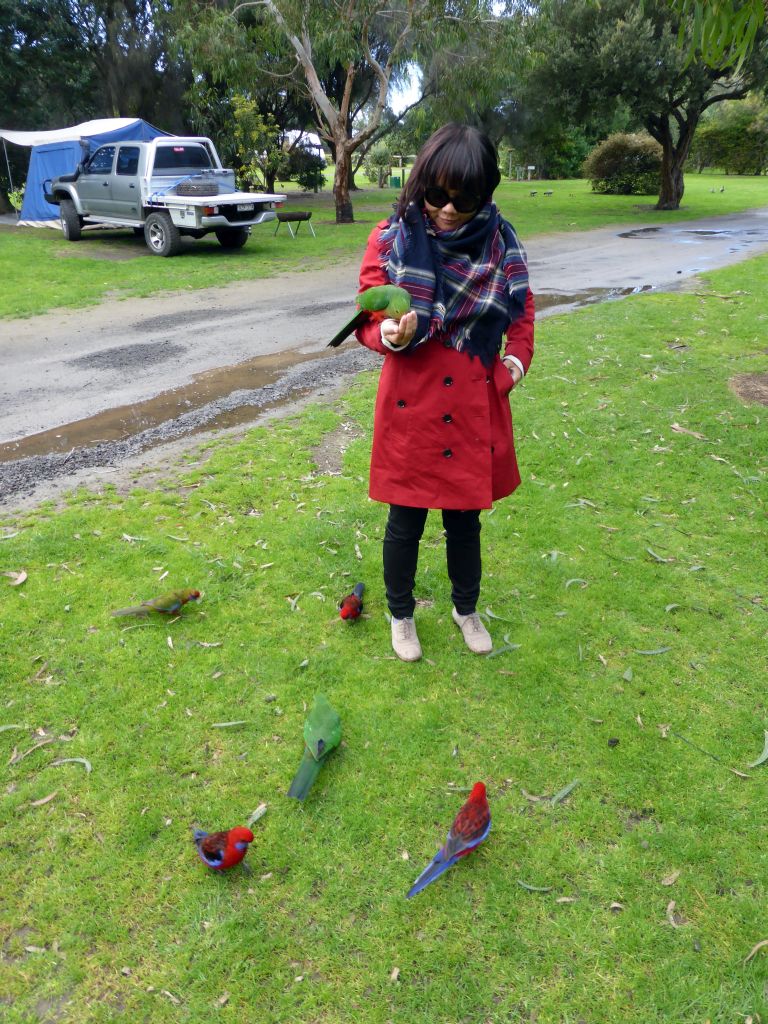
[327,285,411,348]
[287,694,342,800]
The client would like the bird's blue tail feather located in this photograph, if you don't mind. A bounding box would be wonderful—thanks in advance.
[406,851,455,899]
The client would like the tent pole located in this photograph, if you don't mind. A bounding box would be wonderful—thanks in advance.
[2,139,14,193]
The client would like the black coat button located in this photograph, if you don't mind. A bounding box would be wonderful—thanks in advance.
[443,448,453,458]
[443,413,452,423]
[443,340,452,348]
[396,399,406,408]
[443,376,453,386]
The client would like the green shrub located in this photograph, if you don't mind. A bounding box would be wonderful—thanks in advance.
[582,132,662,195]
[362,143,392,187]
[288,148,326,191]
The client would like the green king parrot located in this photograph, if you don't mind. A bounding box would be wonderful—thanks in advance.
[287,693,342,800]
[327,285,411,348]
[111,588,201,617]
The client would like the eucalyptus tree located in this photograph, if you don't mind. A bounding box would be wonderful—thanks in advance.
[673,0,767,67]
[195,0,505,222]
[528,0,767,209]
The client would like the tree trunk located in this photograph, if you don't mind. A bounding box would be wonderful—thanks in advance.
[334,144,354,223]
[653,114,698,211]
[265,171,277,193]
[656,148,686,210]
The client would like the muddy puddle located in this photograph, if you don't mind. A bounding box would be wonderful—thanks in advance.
[536,284,654,312]
[0,347,327,463]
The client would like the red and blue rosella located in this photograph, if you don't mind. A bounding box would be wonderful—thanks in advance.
[193,826,254,872]
[339,582,365,621]
[406,782,490,898]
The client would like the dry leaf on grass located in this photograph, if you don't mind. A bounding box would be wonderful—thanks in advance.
[10,738,55,764]
[671,422,708,440]
[744,939,768,964]
[746,730,768,769]
[50,757,92,773]
[551,779,580,806]
[647,548,674,563]
[30,791,58,807]
[247,803,268,826]
[517,879,553,892]
[666,900,687,927]
[390,967,400,982]
[2,570,27,586]
[661,870,680,886]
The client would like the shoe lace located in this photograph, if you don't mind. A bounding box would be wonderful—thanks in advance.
[465,613,484,634]
[396,618,414,641]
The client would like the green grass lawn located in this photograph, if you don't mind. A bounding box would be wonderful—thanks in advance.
[1,172,766,318]
[1,253,767,1022]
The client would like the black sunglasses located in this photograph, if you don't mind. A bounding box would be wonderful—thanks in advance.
[423,185,482,214]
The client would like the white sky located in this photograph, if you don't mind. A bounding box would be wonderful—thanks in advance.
[389,66,422,115]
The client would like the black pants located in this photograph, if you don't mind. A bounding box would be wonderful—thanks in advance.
[383,504,482,619]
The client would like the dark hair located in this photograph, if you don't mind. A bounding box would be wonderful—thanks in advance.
[396,123,501,219]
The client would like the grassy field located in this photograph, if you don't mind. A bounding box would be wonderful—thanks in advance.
[0,172,766,318]
[1,250,767,1021]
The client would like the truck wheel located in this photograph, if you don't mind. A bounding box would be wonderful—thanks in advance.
[144,212,182,257]
[215,227,249,250]
[60,200,82,241]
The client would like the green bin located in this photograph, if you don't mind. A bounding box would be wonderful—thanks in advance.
[389,176,401,188]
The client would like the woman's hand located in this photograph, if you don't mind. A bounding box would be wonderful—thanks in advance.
[503,356,523,389]
[381,310,418,349]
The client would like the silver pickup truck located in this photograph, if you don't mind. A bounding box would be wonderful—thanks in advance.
[45,136,286,256]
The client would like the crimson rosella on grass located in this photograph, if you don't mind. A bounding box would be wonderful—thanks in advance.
[406,782,491,898]
[193,826,254,872]
[287,694,342,801]
[328,285,411,348]
[111,588,201,617]
[339,582,365,621]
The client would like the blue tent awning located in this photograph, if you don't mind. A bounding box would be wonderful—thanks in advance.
[10,118,170,225]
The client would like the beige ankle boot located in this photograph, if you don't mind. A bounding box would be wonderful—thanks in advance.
[391,616,422,662]
[452,608,493,654]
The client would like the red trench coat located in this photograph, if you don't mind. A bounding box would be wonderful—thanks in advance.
[355,220,535,511]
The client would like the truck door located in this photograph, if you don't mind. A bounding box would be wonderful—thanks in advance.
[77,145,116,215]
[112,146,141,220]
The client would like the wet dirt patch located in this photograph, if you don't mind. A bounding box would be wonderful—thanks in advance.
[0,347,378,505]
[136,306,241,332]
[618,227,662,238]
[68,340,187,371]
[292,299,351,318]
[729,372,768,406]
[34,993,71,1021]
[54,243,142,262]
[311,418,367,475]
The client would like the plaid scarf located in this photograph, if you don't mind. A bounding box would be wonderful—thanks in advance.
[378,201,529,367]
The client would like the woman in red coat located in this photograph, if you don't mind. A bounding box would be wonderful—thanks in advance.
[354,124,535,662]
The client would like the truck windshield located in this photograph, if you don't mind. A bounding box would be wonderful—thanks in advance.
[153,145,213,174]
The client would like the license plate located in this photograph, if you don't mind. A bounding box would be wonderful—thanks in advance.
[236,203,254,212]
